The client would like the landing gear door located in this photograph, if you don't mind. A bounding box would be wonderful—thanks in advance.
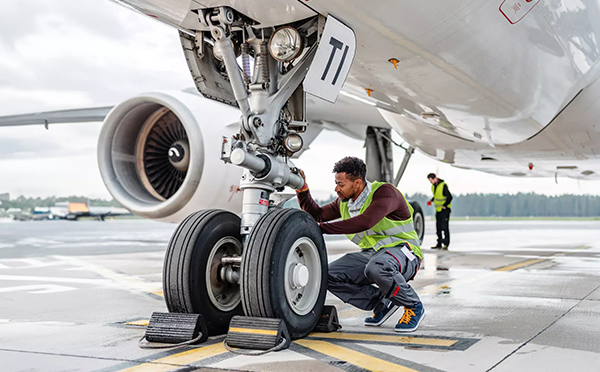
[304,15,356,104]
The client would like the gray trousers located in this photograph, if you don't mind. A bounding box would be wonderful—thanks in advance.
[328,244,421,311]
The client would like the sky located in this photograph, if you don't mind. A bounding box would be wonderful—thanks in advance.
[2,0,600,201]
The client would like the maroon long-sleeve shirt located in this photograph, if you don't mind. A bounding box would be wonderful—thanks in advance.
[297,184,411,234]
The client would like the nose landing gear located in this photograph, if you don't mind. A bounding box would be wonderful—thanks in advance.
[165,9,328,340]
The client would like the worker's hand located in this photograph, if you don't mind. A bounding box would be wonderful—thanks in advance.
[427,201,432,206]
[296,169,309,193]
[442,206,446,210]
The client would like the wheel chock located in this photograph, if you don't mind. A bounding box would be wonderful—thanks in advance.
[313,305,341,333]
[139,312,208,349]
[225,316,291,353]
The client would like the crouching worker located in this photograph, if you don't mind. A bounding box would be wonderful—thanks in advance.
[297,157,425,332]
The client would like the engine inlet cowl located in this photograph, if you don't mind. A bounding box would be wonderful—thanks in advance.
[98,91,243,221]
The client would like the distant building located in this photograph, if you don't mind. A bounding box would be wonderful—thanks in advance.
[0,193,9,201]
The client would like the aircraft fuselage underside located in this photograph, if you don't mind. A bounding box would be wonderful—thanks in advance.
[117,0,600,179]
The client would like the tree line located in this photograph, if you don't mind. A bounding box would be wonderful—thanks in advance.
[289,192,600,218]
[0,196,121,211]
[408,193,600,217]
[3,193,600,218]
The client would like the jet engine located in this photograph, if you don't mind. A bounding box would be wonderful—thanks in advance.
[97,91,243,222]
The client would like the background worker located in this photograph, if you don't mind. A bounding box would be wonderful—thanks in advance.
[297,157,425,333]
[427,173,452,250]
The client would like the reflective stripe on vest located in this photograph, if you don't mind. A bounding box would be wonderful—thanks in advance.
[432,181,451,212]
[340,181,423,259]
[350,222,417,244]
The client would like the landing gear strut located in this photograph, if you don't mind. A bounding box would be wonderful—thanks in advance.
[364,126,424,243]
[165,9,327,338]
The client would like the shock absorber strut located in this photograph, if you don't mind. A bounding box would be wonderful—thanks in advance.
[241,42,251,85]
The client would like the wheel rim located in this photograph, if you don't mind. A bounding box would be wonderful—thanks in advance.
[414,212,424,242]
[206,237,242,312]
[284,237,322,316]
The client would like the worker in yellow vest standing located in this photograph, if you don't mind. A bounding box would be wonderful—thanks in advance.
[297,157,425,332]
[427,173,453,250]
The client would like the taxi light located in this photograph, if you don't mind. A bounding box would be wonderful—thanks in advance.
[284,134,303,153]
[268,27,302,62]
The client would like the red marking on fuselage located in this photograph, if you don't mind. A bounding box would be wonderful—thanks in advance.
[228,185,241,202]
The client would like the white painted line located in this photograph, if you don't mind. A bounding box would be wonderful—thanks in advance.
[0,274,112,285]
[0,284,76,294]
[52,255,162,294]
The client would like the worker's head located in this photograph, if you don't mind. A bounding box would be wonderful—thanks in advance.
[427,173,438,184]
[333,157,367,202]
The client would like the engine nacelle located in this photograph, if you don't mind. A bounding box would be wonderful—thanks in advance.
[98,91,243,222]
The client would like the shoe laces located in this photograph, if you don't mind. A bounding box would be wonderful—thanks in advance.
[399,308,415,324]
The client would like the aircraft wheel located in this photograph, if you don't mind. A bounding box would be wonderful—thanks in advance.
[163,209,243,336]
[241,209,327,339]
[410,201,425,244]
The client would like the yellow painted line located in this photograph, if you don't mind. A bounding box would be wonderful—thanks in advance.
[229,327,278,336]
[308,332,457,347]
[126,319,149,327]
[494,258,546,272]
[118,342,228,372]
[151,290,164,297]
[576,245,591,250]
[295,339,419,372]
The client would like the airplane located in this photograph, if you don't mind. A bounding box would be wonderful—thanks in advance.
[2,0,599,340]
[49,202,132,220]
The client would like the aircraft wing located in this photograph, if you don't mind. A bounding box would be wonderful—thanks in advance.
[0,107,113,128]
[0,93,387,140]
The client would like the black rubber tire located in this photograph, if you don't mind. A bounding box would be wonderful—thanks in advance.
[410,201,425,244]
[241,209,327,339]
[163,209,243,336]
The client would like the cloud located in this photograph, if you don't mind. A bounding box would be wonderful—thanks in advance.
[0,0,191,115]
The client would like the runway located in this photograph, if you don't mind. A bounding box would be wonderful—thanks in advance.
[1,218,599,372]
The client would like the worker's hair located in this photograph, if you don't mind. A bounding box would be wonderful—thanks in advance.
[427,173,436,179]
[333,157,367,182]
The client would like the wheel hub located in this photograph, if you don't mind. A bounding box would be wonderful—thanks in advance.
[291,264,309,288]
[206,237,242,312]
[284,237,321,316]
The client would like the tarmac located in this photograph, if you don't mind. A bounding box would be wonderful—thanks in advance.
[1,218,599,372]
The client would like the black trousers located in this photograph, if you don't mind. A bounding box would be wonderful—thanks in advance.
[435,209,450,246]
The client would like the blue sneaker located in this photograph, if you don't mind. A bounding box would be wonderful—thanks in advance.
[395,303,425,332]
[364,301,399,326]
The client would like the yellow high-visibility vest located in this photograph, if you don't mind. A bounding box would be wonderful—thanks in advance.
[432,181,451,212]
[340,181,422,259]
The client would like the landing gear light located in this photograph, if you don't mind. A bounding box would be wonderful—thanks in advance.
[284,134,303,153]
[269,26,302,62]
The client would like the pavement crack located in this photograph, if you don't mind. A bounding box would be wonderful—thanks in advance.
[0,347,144,364]
[486,282,600,372]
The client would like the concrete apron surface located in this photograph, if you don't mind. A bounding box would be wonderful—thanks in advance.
[0,219,599,372]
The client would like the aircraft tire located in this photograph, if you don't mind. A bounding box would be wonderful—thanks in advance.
[163,209,243,336]
[410,201,425,244]
[241,208,327,339]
